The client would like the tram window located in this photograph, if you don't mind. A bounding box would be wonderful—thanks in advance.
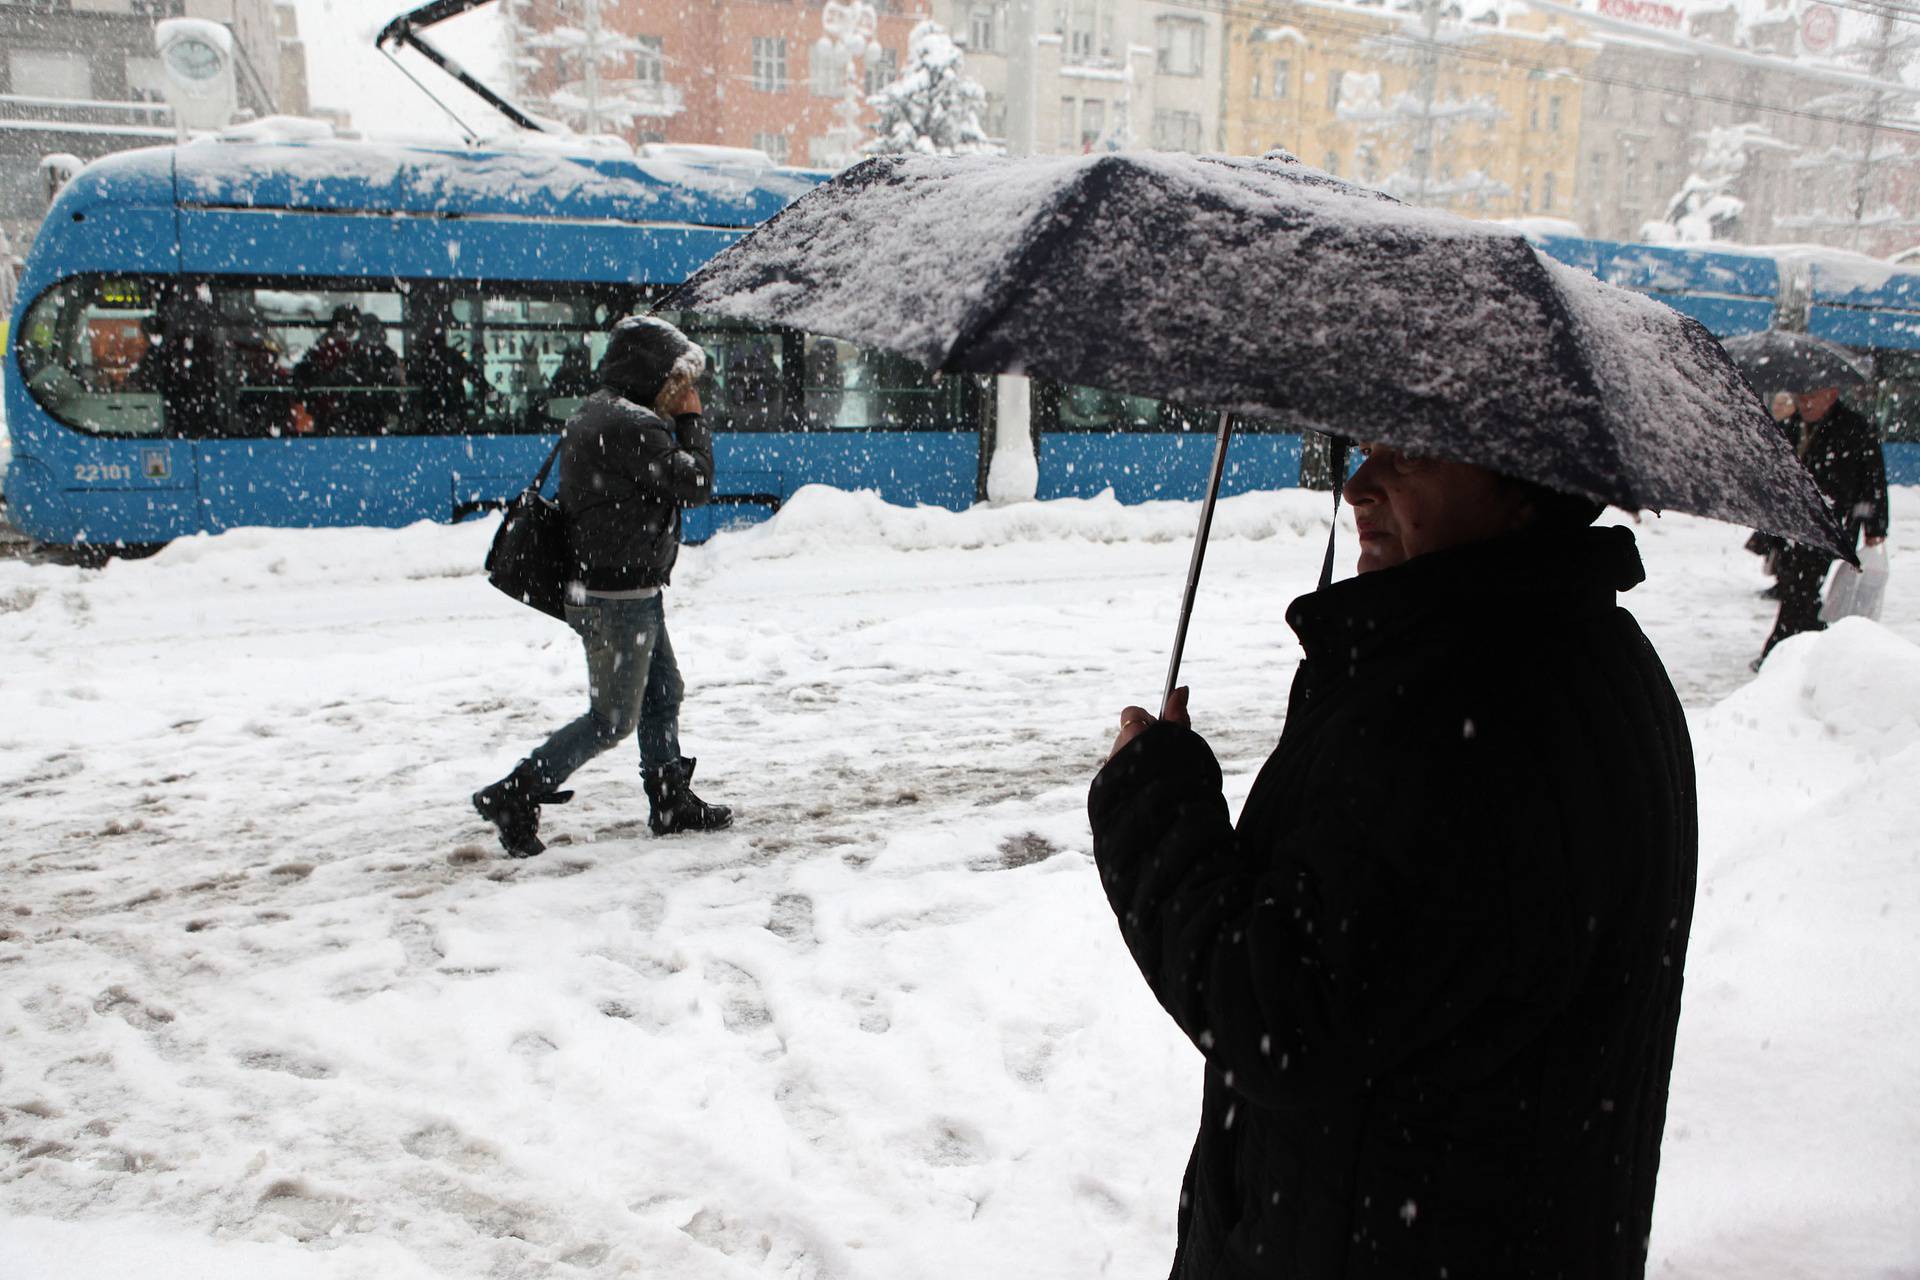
[699,329,787,432]
[801,336,860,427]
[1870,351,1920,443]
[849,347,963,430]
[1036,379,1282,434]
[1054,382,1166,431]
[224,286,405,437]
[17,276,167,436]
[442,288,630,434]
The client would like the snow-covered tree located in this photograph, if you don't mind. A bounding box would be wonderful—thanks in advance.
[502,0,677,138]
[1336,0,1507,211]
[1642,123,1790,244]
[863,21,1003,157]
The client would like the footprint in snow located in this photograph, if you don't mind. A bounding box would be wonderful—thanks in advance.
[765,893,815,946]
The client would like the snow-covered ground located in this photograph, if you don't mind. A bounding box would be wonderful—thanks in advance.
[2,487,1917,1278]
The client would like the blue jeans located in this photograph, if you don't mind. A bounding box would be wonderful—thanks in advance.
[528,594,682,785]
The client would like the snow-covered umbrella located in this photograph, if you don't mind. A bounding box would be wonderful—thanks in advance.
[1721,330,1872,394]
[667,151,1849,704]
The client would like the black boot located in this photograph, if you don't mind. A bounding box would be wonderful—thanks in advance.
[472,761,572,859]
[642,757,733,835]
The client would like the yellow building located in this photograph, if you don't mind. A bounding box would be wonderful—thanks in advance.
[1223,0,1593,224]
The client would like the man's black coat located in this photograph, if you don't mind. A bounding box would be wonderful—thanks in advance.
[1090,525,1697,1279]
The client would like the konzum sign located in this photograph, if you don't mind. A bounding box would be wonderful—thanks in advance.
[1597,0,1684,28]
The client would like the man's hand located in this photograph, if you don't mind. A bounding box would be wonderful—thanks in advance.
[1109,686,1191,760]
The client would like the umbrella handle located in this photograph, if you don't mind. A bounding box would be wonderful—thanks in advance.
[1162,409,1236,715]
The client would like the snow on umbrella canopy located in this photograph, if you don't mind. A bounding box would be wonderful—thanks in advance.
[669,150,1848,559]
[1721,329,1872,395]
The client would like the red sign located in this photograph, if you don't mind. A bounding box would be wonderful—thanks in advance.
[1801,3,1839,52]
[1596,0,1684,28]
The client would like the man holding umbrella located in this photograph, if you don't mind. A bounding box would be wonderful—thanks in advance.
[1094,453,1693,1279]
[666,149,1854,1279]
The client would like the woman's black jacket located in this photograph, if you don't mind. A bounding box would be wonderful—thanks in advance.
[1089,525,1697,1280]
[558,390,714,591]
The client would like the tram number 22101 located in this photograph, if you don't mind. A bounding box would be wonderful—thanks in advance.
[74,462,136,483]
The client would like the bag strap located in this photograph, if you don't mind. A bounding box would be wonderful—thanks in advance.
[529,435,565,493]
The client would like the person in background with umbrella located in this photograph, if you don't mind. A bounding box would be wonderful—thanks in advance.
[1091,450,1694,1279]
[1757,382,1889,665]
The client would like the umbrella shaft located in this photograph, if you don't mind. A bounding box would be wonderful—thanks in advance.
[1163,409,1236,715]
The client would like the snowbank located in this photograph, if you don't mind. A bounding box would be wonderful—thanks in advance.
[0,497,1915,1278]
[1651,620,1920,1274]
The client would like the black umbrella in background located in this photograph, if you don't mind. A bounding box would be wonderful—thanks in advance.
[1721,330,1873,394]
[669,151,1849,707]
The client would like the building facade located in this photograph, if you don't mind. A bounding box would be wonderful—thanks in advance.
[1,0,307,249]
[1220,0,1590,221]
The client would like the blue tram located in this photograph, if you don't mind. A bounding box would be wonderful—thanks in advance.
[5,137,1918,553]
[1,137,994,549]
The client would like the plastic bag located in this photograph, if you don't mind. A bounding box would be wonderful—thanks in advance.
[1821,542,1890,623]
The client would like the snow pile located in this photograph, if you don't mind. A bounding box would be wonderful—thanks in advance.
[688,483,1339,563]
[1651,619,1920,1274]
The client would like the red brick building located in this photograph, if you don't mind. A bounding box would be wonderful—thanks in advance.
[519,0,933,166]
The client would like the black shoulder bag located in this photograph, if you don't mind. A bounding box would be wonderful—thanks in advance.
[484,437,571,620]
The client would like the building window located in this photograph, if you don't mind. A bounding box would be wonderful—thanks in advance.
[1327,69,1345,111]
[1543,171,1556,210]
[1522,181,1534,213]
[810,44,846,96]
[753,131,790,165]
[9,48,92,100]
[1528,101,1539,131]
[1155,17,1205,76]
[751,37,787,93]
[1081,98,1106,150]
[1323,149,1340,176]
[1068,0,1096,60]
[1058,96,1076,150]
[864,47,897,96]
[1152,109,1203,152]
[1548,94,1562,131]
[1272,57,1290,99]
[969,5,997,52]
[981,91,1008,140]
[125,54,166,103]
[634,36,663,86]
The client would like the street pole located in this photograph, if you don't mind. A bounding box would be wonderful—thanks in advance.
[1412,0,1440,204]
[582,0,602,135]
[1846,10,1896,252]
[818,0,878,166]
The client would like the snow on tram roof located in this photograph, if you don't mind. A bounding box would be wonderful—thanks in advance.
[64,135,829,229]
